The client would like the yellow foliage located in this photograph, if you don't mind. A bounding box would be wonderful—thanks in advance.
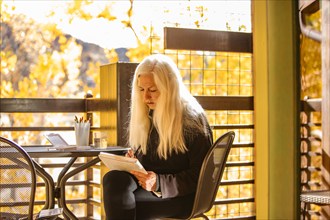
[1,51,17,72]
[97,5,117,21]
[16,77,38,97]
[126,41,151,62]
[66,0,93,21]
[1,81,14,97]
[300,35,321,98]
[300,10,321,99]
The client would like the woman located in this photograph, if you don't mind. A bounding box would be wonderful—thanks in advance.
[103,54,213,219]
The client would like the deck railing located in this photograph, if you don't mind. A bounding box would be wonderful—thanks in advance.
[300,98,328,219]
[300,98,322,189]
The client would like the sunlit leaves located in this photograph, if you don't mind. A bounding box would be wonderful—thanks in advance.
[300,10,321,99]
[1,51,17,76]
[126,40,150,62]
[29,38,83,97]
[300,34,321,98]
[1,4,107,99]
[104,48,119,63]
[97,5,117,21]
[1,80,14,97]
[66,0,94,22]
[0,1,14,23]
[305,10,321,31]
[16,77,38,97]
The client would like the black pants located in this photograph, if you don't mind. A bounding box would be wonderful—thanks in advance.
[102,170,194,220]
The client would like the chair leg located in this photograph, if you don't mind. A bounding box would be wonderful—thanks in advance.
[201,214,209,220]
[302,202,307,220]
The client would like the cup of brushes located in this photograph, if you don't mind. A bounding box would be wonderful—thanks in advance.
[74,116,90,146]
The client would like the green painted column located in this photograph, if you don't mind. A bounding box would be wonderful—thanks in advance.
[253,0,300,219]
[253,0,269,218]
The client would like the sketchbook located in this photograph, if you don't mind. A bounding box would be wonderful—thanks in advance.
[99,152,147,174]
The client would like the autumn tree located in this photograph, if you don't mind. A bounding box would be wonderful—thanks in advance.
[1,1,119,145]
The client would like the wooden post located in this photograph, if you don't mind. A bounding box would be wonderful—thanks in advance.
[99,62,137,219]
[99,62,137,146]
[85,91,94,218]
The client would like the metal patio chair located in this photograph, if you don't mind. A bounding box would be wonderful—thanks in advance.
[300,190,330,220]
[0,137,62,220]
[169,131,235,219]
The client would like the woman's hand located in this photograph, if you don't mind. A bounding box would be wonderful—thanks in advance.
[130,171,157,191]
[125,149,135,158]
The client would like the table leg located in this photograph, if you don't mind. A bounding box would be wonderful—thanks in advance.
[55,157,77,218]
[58,157,101,219]
[57,157,77,186]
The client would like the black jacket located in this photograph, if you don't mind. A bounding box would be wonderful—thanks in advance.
[136,114,213,199]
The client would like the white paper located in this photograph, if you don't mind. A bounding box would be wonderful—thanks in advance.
[39,208,63,217]
[99,152,147,174]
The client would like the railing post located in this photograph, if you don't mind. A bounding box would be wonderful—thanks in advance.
[85,91,94,218]
[85,91,94,145]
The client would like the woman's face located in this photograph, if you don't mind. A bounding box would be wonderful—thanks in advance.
[137,74,160,110]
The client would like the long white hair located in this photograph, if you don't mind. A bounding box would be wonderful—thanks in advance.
[129,54,207,159]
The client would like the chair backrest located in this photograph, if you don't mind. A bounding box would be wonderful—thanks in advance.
[0,137,36,220]
[188,131,235,219]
